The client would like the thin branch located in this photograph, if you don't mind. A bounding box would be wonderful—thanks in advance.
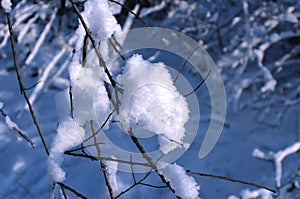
[139,183,168,188]
[215,8,224,54]
[59,184,68,199]
[174,46,200,83]
[184,70,211,97]
[186,170,276,193]
[84,109,115,143]
[115,170,153,199]
[82,34,89,65]
[109,0,163,43]
[25,81,42,90]
[91,120,115,199]
[109,37,125,60]
[57,182,87,199]
[69,85,74,118]
[17,181,36,199]
[127,128,181,198]
[64,150,151,167]
[6,12,49,155]
[130,154,136,183]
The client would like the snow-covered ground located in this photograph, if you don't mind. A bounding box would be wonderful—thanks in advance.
[0,0,299,198]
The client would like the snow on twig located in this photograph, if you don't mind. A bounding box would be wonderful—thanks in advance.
[0,102,35,148]
[253,142,300,188]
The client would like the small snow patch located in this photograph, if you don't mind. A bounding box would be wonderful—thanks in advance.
[160,163,200,199]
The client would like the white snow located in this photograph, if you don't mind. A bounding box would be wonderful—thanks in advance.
[160,163,200,199]
[1,0,12,12]
[228,188,273,199]
[117,54,190,154]
[82,0,121,42]
[5,116,21,132]
[0,101,3,109]
[48,117,85,182]
[278,7,298,23]
[241,189,273,199]
[47,153,66,183]
[69,25,85,83]
[50,117,85,154]
[106,157,119,191]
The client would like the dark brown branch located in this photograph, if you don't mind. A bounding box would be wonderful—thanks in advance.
[130,154,136,183]
[109,37,125,60]
[91,120,115,199]
[25,80,42,90]
[174,46,200,83]
[84,109,115,142]
[127,128,181,198]
[6,12,49,155]
[82,34,89,65]
[64,150,151,167]
[59,184,68,199]
[69,85,74,118]
[115,170,152,198]
[57,182,87,199]
[186,170,277,193]
[184,70,211,97]
[139,183,168,188]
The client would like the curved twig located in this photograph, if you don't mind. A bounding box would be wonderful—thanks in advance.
[186,170,276,193]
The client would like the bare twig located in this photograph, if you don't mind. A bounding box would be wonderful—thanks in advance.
[186,170,276,193]
[127,128,181,198]
[59,184,68,199]
[57,182,87,199]
[115,170,152,199]
[69,85,74,118]
[82,34,89,65]
[130,154,136,183]
[109,0,163,43]
[91,120,115,199]
[174,46,200,83]
[17,181,36,199]
[109,37,125,60]
[84,109,115,143]
[64,150,151,167]
[216,12,224,54]
[6,12,49,155]
[184,70,211,97]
